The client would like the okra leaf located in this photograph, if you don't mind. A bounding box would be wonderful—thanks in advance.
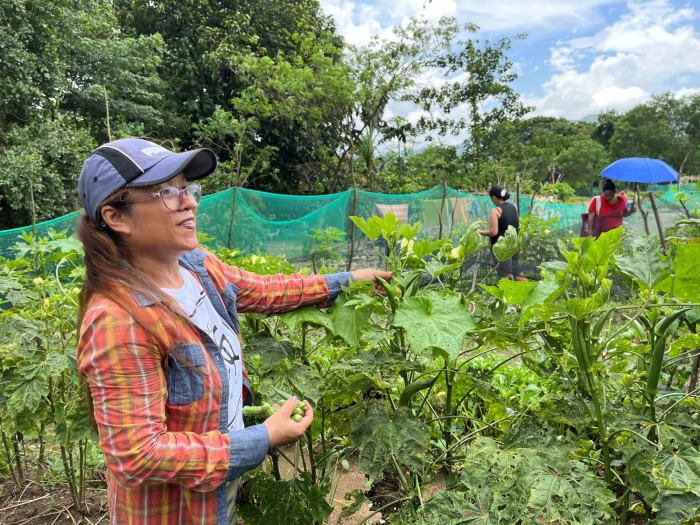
[492,226,524,262]
[393,291,475,359]
[278,305,334,333]
[615,237,671,290]
[656,243,700,301]
[350,402,428,480]
[328,294,374,347]
[414,491,491,524]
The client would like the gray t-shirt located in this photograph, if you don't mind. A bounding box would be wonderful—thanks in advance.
[162,267,244,432]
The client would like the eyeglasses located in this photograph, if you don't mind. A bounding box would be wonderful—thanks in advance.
[126,184,203,211]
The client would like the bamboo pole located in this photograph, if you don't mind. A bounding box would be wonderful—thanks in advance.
[635,183,650,235]
[227,186,238,249]
[346,186,358,271]
[648,192,667,253]
[438,181,447,239]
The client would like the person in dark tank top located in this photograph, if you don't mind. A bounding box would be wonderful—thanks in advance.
[478,185,528,281]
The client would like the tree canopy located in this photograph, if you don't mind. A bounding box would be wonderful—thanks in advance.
[0,0,698,229]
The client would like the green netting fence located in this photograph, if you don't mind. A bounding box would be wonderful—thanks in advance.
[1,184,698,276]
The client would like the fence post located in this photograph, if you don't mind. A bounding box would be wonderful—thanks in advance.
[346,187,358,271]
[648,192,667,253]
[635,184,650,235]
[227,186,238,249]
[438,181,447,239]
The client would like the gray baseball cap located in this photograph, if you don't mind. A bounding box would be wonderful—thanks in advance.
[78,138,217,220]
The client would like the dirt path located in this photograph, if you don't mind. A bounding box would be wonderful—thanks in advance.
[0,453,380,525]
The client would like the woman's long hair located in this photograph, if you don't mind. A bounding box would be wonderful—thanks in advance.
[77,190,198,365]
[77,190,175,328]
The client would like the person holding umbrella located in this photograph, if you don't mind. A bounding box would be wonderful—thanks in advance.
[587,178,636,237]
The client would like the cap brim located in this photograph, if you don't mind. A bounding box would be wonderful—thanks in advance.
[127,148,217,187]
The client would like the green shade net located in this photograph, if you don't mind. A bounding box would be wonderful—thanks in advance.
[1,185,697,270]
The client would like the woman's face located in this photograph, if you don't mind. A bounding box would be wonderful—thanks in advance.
[109,173,200,260]
[603,189,616,203]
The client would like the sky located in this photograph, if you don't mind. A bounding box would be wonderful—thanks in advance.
[319,0,700,132]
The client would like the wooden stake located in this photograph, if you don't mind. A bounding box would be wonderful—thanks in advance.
[648,192,667,253]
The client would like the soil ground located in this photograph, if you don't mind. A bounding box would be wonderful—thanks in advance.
[0,450,429,525]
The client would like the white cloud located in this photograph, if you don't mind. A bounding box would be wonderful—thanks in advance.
[532,0,700,119]
[322,0,700,122]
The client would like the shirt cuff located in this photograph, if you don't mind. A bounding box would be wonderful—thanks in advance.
[323,272,353,306]
[226,424,269,480]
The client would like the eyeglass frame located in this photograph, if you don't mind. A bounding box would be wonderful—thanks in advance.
[122,183,203,211]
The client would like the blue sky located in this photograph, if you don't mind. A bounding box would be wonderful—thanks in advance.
[319,0,700,129]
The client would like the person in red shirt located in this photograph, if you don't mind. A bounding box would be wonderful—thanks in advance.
[587,179,636,237]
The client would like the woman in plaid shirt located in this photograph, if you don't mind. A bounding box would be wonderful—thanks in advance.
[75,138,391,524]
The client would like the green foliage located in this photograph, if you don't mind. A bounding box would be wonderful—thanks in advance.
[239,472,333,525]
[0,120,93,229]
[393,291,475,359]
[0,231,95,508]
[539,182,576,202]
[349,402,428,480]
[0,173,699,524]
[448,437,615,524]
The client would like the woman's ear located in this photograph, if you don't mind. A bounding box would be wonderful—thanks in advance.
[100,205,131,235]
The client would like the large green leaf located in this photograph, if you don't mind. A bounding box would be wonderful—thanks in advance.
[244,333,297,373]
[479,280,536,304]
[350,402,428,479]
[649,491,700,525]
[615,237,671,289]
[393,291,475,359]
[259,364,323,405]
[278,305,334,333]
[328,294,373,347]
[455,438,615,525]
[43,351,75,375]
[571,227,622,271]
[652,443,700,497]
[656,244,700,301]
[415,492,493,524]
[492,226,524,262]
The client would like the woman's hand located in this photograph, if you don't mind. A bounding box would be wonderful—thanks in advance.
[263,397,313,449]
[351,268,393,283]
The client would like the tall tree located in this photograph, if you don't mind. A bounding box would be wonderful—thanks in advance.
[608,93,700,175]
[113,0,339,139]
[0,0,169,228]
[196,33,356,193]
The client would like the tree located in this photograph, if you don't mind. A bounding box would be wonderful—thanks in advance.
[339,16,531,192]
[0,0,74,128]
[0,0,170,229]
[608,93,700,176]
[113,0,340,139]
[0,120,94,230]
[198,33,356,193]
[375,145,464,194]
[555,138,609,189]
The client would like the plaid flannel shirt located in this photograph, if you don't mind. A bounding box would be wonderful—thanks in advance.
[77,247,351,524]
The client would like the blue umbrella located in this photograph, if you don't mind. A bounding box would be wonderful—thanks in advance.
[599,157,678,184]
